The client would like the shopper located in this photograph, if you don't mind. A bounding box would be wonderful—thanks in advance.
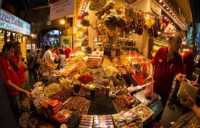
[55,48,66,69]
[42,45,55,63]
[151,34,183,106]
[34,49,42,76]
[183,45,195,80]
[0,64,19,128]
[0,42,31,118]
[26,49,36,84]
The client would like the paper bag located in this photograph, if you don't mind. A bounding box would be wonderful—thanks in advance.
[177,79,198,101]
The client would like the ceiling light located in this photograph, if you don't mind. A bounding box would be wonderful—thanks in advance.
[163,4,165,7]
[59,19,66,25]
[159,0,162,3]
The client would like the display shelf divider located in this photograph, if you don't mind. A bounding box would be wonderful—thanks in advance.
[62,97,73,105]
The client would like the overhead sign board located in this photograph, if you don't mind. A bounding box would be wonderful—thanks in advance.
[50,0,74,20]
[0,9,31,35]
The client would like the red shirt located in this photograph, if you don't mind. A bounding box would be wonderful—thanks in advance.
[65,48,71,58]
[10,53,26,84]
[183,50,194,79]
[151,48,183,101]
[0,56,20,96]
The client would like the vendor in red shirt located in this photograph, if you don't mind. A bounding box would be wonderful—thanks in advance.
[0,42,31,118]
[10,42,27,89]
[151,34,183,106]
[183,45,195,80]
[65,47,71,58]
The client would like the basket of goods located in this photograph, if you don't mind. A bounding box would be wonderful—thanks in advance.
[21,98,31,112]
[78,74,93,84]
[49,87,72,102]
[19,112,31,128]
[63,96,90,115]
[44,83,62,97]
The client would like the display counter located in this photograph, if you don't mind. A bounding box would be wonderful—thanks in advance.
[28,51,161,128]
[171,111,200,128]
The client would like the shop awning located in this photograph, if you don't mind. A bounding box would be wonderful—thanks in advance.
[176,0,192,23]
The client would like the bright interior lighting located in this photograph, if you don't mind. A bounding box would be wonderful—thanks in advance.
[59,19,66,25]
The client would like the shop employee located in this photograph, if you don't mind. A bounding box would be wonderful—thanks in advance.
[0,42,31,118]
[151,34,183,106]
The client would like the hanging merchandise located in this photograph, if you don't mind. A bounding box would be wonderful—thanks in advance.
[81,18,90,27]
[89,0,106,11]
[104,15,117,30]
[95,1,115,19]
[145,15,155,29]
[123,5,146,35]
[148,18,161,37]
[116,16,126,30]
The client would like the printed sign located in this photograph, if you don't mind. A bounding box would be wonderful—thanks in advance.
[50,0,74,20]
[0,9,31,35]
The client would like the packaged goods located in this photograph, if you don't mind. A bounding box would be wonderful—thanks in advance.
[130,104,154,122]
[112,111,142,128]
[52,109,71,123]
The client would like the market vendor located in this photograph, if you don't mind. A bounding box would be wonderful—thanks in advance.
[0,42,32,118]
[65,46,71,58]
[151,34,183,106]
[183,45,195,80]
[10,41,29,97]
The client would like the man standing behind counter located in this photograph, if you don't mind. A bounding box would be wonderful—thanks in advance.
[151,34,183,106]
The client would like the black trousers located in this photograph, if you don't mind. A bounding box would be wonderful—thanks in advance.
[0,85,19,128]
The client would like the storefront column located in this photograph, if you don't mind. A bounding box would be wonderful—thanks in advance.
[4,30,7,43]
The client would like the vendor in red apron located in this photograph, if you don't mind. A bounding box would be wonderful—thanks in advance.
[151,34,183,106]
